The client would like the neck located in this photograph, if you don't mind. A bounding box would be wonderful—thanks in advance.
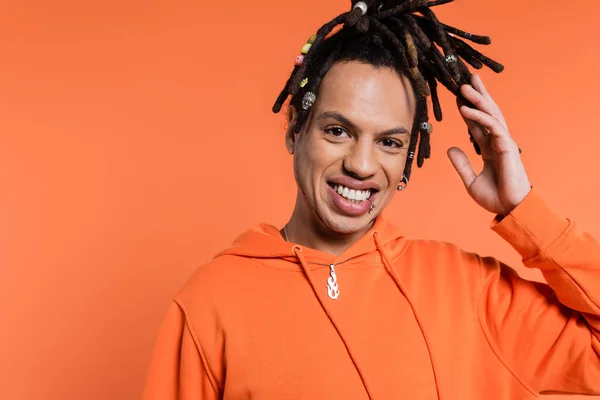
[284,195,375,256]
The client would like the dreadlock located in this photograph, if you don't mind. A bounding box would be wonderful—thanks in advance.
[272,0,504,181]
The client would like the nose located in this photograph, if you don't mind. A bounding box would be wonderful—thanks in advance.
[343,137,378,179]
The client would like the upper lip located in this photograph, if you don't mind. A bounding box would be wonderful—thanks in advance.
[328,176,381,192]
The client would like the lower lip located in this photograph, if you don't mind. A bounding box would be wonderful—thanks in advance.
[327,185,375,217]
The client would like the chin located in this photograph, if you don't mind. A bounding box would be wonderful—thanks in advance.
[318,210,375,236]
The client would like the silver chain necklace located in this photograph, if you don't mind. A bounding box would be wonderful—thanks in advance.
[283,225,290,242]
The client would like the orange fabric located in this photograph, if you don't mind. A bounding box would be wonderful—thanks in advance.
[143,188,600,399]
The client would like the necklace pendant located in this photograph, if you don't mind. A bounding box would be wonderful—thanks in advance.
[327,264,340,300]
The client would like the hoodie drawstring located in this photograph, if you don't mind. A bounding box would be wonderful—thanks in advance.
[373,232,442,400]
[292,246,374,400]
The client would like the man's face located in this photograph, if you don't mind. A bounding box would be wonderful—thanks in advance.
[287,61,416,235]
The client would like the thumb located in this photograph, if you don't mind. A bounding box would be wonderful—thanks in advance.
[447,147,477,188]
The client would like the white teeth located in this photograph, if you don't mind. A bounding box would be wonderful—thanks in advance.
[333,184,372,202]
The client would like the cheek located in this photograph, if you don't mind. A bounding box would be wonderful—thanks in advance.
[297,132,336,170]
[292,134,321,184]
[381,154,408,185]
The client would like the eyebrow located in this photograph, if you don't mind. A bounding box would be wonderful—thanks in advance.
[316,111,410,136]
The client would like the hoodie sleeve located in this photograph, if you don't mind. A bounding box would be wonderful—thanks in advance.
[142,301,221,400]
[478,188,600,395]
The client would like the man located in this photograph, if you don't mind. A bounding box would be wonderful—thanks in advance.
[143,1,600,398]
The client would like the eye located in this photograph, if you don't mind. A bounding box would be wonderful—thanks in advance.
[379,138,403,148]
[324,126,350,138]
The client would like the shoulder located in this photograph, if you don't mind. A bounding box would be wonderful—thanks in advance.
[403,237,517,288]
[402,237,481,265]
[173,254,263,316]
[397,238,498,300]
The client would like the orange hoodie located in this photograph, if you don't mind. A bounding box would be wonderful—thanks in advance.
[143,188,600,399]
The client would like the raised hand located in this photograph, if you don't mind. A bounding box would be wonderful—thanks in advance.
[447,74,531,216]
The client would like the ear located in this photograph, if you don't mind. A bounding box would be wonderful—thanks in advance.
[285,105,298,155]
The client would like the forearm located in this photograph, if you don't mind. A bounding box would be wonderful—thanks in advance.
[492,188,600,317]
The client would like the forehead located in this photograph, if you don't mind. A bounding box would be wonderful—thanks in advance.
[314,61,416,126]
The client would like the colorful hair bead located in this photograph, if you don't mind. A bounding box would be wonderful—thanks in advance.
[301,43,312,55]
[300,78,309,88]
[294,55,304,66]
[307,34,317,44]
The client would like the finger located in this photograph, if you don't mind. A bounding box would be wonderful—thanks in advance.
[447,147,477,188]
[457,99,489,156]
[466,74,508,131]
[471,74,491,99]
[459,106,507,139]
[460,84,497,118]
[460,81,507,131]
[457,97,488,137]
[473,75,509,130]
[459,106,518,153]
[458,104,489,144]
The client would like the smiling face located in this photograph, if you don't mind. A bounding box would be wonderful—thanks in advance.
[286,61,417,236]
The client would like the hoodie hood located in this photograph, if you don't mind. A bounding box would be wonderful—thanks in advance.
[215,214,408,270]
